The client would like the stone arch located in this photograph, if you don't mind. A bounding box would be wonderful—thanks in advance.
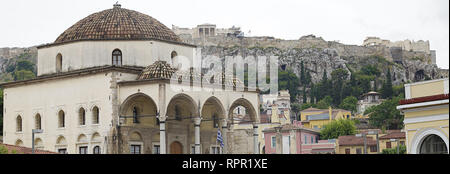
[34,138,44,150]
[56,53,62,73]
[15,139,23,146]
[229,98,258,124]
[129,131,143,142]
[410,128,449,154]
[91,132,102,142]
[166,93,199,121]
[56,136,67,145]
[120,93,158,126]
[201,96,226,128]
[77,134,88,144]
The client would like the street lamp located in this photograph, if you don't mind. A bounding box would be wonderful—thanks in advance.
[390,139,400,154]
[32,129,43,154]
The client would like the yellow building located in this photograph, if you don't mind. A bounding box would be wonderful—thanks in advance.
[300,107,351,130]
[397,78,449,154]
[336,130,405,154]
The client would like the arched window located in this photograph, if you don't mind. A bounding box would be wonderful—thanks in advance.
[35,114,42,130]
[92,106,99,124]
[56,53,62,73]
[171,51,178,66]
[58,110,65,128]
[112,49,122,66]
[420,134,448,154]
[16,116,22,132]
[79,108,86,126]
[93,146,101,154]
[133,107,139,123]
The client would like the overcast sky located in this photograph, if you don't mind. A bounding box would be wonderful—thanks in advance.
[0,0,448,68]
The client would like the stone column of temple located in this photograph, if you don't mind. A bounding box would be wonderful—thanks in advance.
[194,117,202,154]
[253,123,259,154]
[221,119,228,154]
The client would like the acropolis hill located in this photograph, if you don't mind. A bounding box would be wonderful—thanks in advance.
[173,24,448,86]
[0,24,448,86]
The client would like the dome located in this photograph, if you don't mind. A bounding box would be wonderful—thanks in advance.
[138,61,177,80]
[54,4,182,45]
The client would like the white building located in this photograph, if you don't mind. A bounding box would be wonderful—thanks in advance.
[1,4,261,154]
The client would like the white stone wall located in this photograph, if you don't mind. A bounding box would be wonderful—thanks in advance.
[2,72,136,153]
[37,40,196,76]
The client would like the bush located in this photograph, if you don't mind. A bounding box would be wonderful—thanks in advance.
[320,119,356,140]
[382,145,406,154]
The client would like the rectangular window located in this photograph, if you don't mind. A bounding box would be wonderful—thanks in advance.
[211,146,221,154]
[130,145,141,154]
[191,145,196,154]
[304,135,308,144]
[311,136,314,144]
[153,145,160,154]
[370,146,377,152]
[58,148,67,154]
[386,142,392,149]
[400,141,405,146]
[345,148,351,154]
[271,136,276,148]
[79,146,88,154]
[356,148,362,154]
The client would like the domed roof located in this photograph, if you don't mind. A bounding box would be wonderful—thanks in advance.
[54,4,182,45]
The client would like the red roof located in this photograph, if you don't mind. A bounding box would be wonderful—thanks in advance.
[0,143,58,154]
[338,135,377,146]
[379,132,406,140]
[399,94,449,105]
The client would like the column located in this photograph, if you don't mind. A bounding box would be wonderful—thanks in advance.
[194,117,202,154]
[221,119,228,154]
[253,123,259,154]
[158,115,168,154]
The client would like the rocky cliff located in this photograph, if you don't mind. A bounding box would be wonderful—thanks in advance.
[196,35,448,87]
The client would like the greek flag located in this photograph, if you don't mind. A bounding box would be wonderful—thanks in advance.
[217,129,224,148]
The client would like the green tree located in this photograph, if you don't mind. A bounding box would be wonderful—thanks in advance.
[13,70,36,81]
[331,68,349,106]
[300,61,306,85]
[316,96,332,109]
[339,96,358,113]
[318,70,330,100]
[364,96,404,130]
[278,69,300,102]
[302,85,307,103]
[16,60,35,72]
[381,68,393,99]
[320,119,357,140]
[291,103,302,121]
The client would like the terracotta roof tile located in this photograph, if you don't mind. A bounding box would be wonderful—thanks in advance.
[338,135,377,146]
[379,132,406,140]
[54,5,183,45]
[0,143,58,154]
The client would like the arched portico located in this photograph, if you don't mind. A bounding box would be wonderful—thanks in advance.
[228,98,260,154]
[118,93,160,154]
[165,93,199,154]
[201,96,227,154]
